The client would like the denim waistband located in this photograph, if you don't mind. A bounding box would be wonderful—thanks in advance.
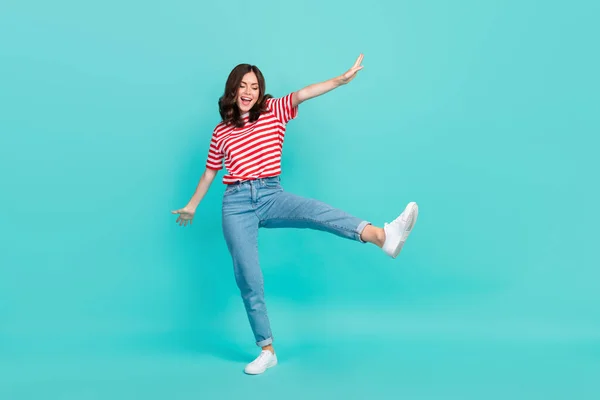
[227,175,280,187]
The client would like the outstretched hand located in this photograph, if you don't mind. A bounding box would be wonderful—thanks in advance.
[338,54,364,85]
[171,206,195,227]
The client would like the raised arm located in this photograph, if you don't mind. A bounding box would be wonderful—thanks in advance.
[291,54,364,108]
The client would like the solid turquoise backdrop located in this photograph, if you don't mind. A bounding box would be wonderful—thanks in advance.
[1,0,599,398]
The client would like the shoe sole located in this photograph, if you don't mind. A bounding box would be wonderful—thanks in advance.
[391,202,418,259]
[244,359,278,375]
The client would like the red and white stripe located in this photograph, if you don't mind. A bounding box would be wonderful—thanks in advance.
[206,93,298,184]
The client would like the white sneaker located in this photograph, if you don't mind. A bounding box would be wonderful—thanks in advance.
[382,202,419,258]
[244,350,278,375]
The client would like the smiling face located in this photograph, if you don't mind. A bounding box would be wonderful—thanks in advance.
[236,72,260,114]
[219,64,269,127]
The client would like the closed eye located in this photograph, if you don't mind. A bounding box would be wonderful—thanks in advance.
[241,81,259,90]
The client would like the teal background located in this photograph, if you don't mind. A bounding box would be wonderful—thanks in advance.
[1,0,599,398]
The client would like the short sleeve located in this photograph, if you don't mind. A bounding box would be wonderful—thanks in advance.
[266,92,298,124]
[205,129,223,170]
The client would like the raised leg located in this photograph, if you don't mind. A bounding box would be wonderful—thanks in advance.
[259,190,371,242]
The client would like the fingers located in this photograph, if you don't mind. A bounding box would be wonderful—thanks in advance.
[350,66,363,76]
[174,213,193,227]
[343,66,363,82]
[353,53,364,68]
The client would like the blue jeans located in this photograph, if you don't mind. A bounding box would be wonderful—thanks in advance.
[221,176,370,347]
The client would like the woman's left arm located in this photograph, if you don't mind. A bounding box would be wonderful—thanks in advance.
[292,54,364,108]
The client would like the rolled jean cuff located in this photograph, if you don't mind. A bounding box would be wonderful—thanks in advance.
[356,220,371,243]
[256,337,273,347]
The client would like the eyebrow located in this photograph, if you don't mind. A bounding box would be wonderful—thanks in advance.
[241,81,259,86]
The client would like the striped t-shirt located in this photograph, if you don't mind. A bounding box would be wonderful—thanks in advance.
[205,92,298,184]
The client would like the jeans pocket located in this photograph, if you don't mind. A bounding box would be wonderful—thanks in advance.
[224,184,241,195]
[264,181,282,191]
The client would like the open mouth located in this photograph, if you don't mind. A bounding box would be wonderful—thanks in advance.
[240,96,253,107]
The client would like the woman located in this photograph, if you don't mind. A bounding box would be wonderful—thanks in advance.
[172,54,419,375]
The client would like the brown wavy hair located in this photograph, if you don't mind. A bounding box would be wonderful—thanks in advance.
[218,64,272,128]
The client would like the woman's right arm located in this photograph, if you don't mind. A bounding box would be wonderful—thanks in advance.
[186,168,218,210]
[171,168,219,226]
